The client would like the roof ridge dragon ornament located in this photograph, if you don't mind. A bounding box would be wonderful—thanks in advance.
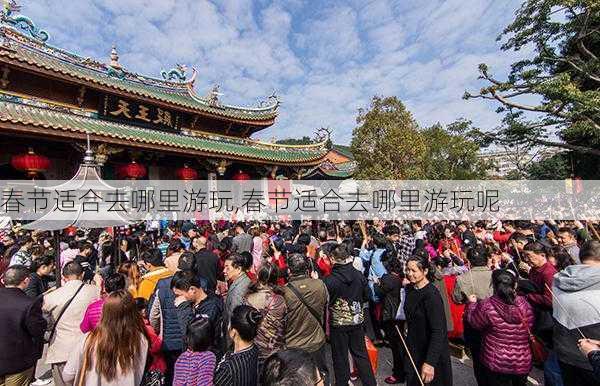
[161,63,187,82]
[1,0,49,42]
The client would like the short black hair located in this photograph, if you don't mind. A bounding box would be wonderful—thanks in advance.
[2,265,30,286]
[62,261,83,277]
[30,254,55,272]
[178,251,195,271]
[385,257,404,275]
[78,241,93,252]
[296,233,311,246]
[331,245,349,262]
[18,235,33,246]
[141,248,164,267]
[104,273,126,293]
[287,253,308,276]
[185,317,214,352]
[226,253,252,271]
[557,227,576,236]
[580,240,600,263]
[467,245,489,268]
[168,239,184,253]
[171,270,207,291]
[319,242,337,257]
[524,241,548,255]
[384,224,400,236]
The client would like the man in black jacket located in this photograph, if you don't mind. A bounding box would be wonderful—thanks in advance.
[0,265,47,386]
[324,246,376,386]
[191,236,219,292]
[172,270,224,356]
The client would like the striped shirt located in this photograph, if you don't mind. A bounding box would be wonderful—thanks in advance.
[173,350,216,386]
[214,344,258,386]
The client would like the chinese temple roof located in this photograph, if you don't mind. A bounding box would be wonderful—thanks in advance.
[331,144,354,159]
[303,159,356,179]
[0,95,327,165]
[0,6,279,125]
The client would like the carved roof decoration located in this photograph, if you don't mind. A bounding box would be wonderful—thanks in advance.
[0,3,280,125]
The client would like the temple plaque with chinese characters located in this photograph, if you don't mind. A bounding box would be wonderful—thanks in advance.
[100,94,181,132]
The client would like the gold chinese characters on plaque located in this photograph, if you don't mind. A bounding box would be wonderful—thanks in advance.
[101,95,180,132]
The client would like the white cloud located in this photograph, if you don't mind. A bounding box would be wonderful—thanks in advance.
[19,0,527,145]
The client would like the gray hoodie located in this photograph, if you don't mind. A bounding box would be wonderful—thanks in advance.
[553,264,600,369]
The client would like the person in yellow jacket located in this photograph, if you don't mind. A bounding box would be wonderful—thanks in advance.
[138,249,173,300]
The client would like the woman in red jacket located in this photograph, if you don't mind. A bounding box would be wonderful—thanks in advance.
[465,269,534,386]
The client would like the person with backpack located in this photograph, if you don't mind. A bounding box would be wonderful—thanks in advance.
[325,245,376,386]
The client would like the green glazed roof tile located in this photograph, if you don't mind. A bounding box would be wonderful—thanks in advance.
[0,29,278,123]
[0,99,327,164]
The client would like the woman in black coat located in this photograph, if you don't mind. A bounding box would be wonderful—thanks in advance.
[374,257,406,384]
[403,255,452,386]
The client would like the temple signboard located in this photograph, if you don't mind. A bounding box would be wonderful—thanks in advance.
[100,94,181,133]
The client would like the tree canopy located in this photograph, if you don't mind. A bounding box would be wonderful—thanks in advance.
[351,96,427,179]
[350,96,489,179]
[464,0,600,177]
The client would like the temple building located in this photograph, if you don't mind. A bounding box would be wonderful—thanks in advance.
[0,2,330,180]
[303,144,356,179]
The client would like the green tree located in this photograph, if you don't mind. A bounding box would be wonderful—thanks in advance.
[526,152,571,179]
[422,120,492,179]
[464,0,600,177]
[350,96,427,179]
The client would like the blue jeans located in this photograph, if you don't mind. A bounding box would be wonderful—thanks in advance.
[544,351,563,386]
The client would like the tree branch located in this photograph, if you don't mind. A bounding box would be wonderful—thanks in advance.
[489,89,569,118]
[535,139,600,156]
[577,39,598,61]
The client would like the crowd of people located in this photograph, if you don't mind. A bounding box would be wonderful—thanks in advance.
[0,218,599,386]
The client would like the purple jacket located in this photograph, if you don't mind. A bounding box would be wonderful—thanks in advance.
[466,295,534,375]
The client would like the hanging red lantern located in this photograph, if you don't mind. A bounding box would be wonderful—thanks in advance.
[176,164,198,180]
[232,170,251,181]
[11,148,51,178]
[118,160,147,179]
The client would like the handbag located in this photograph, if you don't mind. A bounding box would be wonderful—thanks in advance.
[519,309,548,364]
[140,370,164,386]
[77,337,90,386]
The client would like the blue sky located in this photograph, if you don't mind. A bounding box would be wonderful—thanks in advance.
[24,0,527,144]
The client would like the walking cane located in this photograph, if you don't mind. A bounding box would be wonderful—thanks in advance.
[394,325,425,386]
[508,240,523,275]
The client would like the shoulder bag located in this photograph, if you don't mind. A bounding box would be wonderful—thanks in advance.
[45,282,85,343]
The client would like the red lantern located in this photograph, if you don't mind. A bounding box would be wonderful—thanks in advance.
[11,148,51,178]
[118,161,147,179]
[232,170,250,181]
[176,164,198,180]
